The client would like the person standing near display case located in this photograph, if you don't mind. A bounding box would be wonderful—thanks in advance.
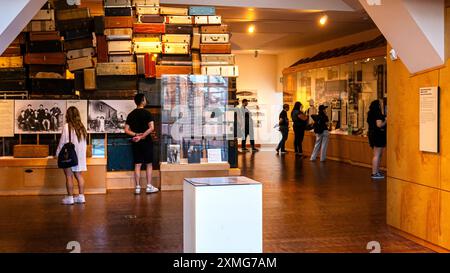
[310,105,330,162]
[291,102,309,156]
[125,94,159,195]
[276,104,290,154]
[57,107,87,205]
[238,99,259,152]
[367,99,387,180]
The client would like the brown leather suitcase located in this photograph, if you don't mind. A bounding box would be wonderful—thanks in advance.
[28,40,63,53]
[200,44,231,54]
[0,80,27,91]
[67,56,94,72]
[57,18,94,32]
[0,68,26,79]
[105,28,133,40]
[24,21,56,32]
[109,54,135,63]
[139,15,165,23]
[156,65,192,78]
[1,47,21,57]
[105,7,132,16]
[29,31,61,41]
[165,24,193,34]
[96,62,137,76]
[56,8,91,21]
[159,7,188,16]
[29,65,66,79]
[105,16,134,28]
[84,68,96,90]
[96,75,138,90]
[33,9,55,21]
[200,25,229,34]
[67,47,95,60]
[62,28,93,41]
[133,23,165,34]
[64,38,94,51]
[96,35,109,63]
[25,53,66,65]
[14,145,49,158]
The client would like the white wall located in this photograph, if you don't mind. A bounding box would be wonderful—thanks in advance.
[234,53,282,145]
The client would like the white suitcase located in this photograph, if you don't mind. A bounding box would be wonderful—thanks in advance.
[32,10,55,21]
[107,41,133,55]
[133,42,162,53]
[201,34,230,44]
[162,34,191,43]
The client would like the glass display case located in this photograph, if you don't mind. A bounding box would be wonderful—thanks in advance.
[160,75,229,165]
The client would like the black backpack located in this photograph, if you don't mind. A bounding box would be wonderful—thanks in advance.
[58,128,78,169]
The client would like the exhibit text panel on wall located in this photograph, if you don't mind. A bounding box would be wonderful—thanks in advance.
[419,86,439,153]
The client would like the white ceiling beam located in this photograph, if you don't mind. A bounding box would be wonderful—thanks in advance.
[160,0,355,11]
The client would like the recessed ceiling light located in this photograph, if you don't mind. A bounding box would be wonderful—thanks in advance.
[248,8,254,11]
[248,25,255,33]
[319,15,328,26]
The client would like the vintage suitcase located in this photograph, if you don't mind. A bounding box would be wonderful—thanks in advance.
[138,78,161,106]
[107,41,133,55]
[136,53,156,77]
[31,79,75,92]
[105,28,133,40]
[0,68,26,80]
[189,6,215,16]
[79,89,137,99]
[201,65,239,77]
[136,54,145,75]
[29,65,66,79]
[64,38,94,51]
[96,75,138,90]
[201,33,230,44]
[29,31,60,41]
[67,47,95,60]
[25,53,66,65]
[165,16,193,24]
[139,14,164,23]
[200,43,231,54]
[28,40,63,53]
[24,20,56,32]
[200,25,229,34]
[133,0,159,5]
[109,54,134,62]
[104,0,132,7]
[133,34,161,42]
[201,54,235,65]
[84,68,96,90]
[67,56,94,71]
[94,16,105,34]
[160,55,193,66]
[159,7,188,16]
[162,43,189,55]
[96,35,108,63]
[156,65,192,78]
[194,16,221,25]
[1,47,21,57]
[96,62,137,75]
[133,23,165,34]
[191,28,201,50]
[56,8,90,21]
[0,56,23,68]
[56,18,94,32]
[13,145,49,158]
[165,24,193,34]
[133,41,162,53]
[192,53,201,74]
[162,34,190,43]
[0,80,27,91]
[62,28,93,41]
[105,7,132,17]
[104,16,134,28]
[136,6,160,16]
[32,9,55,21]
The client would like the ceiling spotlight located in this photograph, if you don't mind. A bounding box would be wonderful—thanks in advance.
[248,25,255,33]
[319,15,328,26]
[248,8,255,11]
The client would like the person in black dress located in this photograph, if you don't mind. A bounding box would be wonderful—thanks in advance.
[125,94,160,195]
[276,104,290,154]
[291,102,309,156]
[367,100,387,179]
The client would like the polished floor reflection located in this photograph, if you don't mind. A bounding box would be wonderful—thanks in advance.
[0,152,432,253]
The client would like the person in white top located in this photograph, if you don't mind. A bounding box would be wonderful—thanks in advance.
[56,106,88,205]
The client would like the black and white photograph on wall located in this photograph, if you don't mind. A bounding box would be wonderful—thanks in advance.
[14,100,66,134]
[88,100,135,133]
[167,144,181,164]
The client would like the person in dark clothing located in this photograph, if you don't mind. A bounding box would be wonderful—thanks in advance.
[125,94,159,195]
[276,104,290,154]
[310,105,330,162]
[239,99,258,152]
[291,101,309,156]
[367,99,387,180]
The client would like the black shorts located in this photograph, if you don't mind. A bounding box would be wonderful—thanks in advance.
[132,140,153,164]
[369,131,386,148]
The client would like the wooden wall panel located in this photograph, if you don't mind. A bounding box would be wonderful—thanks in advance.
[439,64,450,192]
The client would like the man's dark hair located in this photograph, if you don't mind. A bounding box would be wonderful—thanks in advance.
[134,93,146,106]
[242,99,248,104]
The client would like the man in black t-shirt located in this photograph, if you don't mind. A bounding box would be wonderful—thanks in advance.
[276,104,290,154]
[125,94,159,195]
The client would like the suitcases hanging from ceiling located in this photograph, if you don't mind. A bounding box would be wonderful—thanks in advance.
[28,40,63,53]
[0,57,23,68]
[162,43,190,55]
[64,38,94,51]
[67,47,96,60]
[62,28,93,41]
[24,21,56,32]
[200,25,229,34]
[107,41,133,55]
[67,56,94,72]
[29,31,61,41]
[109,54,135,63]
[162,34,190,43]
[133,34,161,43]
[133,23,166,34]
[133,42,162,54]
[159,7,189,16]
[105,7,133,16]
[96,62,137,76]
[194,16,221,25]
[165,25,193,34]
[56,8,91,21]
[104,16,134,28]
[189,6,216,16]
[201,33,230,44]
[138,14,164,23]
[25,53,66,65]
[136,6,160,16]
[200,43,232,54]
[29,65,66,79]
[56,18,94,32]
[105,28,133,40]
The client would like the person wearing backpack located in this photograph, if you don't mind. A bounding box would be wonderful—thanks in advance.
[310,105,330,162]
[291,102,309,156]
[56,106,87,205]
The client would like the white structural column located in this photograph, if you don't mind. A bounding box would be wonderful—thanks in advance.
[0,0,48,55]
[359,0,445,74]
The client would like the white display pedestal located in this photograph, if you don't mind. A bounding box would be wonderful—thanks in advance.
[183,176,263,253]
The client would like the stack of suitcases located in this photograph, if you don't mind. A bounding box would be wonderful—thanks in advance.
[0,33,26,94]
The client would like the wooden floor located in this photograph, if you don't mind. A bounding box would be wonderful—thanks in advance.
[0,151,432,253]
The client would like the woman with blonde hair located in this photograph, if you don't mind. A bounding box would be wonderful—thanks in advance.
[56,106,88,205]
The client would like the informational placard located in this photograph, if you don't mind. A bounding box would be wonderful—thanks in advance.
[66,100,88,129]
[0,100,15,137]
[207,148,222,163]
[420,87,439,153]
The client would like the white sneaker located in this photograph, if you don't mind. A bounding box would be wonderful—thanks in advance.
[146,185,159,194]
[61,196,74,205]
[135,185,141,195]
[74,194,86,204]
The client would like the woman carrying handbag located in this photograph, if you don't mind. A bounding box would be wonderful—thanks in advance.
[56,107,87,205]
